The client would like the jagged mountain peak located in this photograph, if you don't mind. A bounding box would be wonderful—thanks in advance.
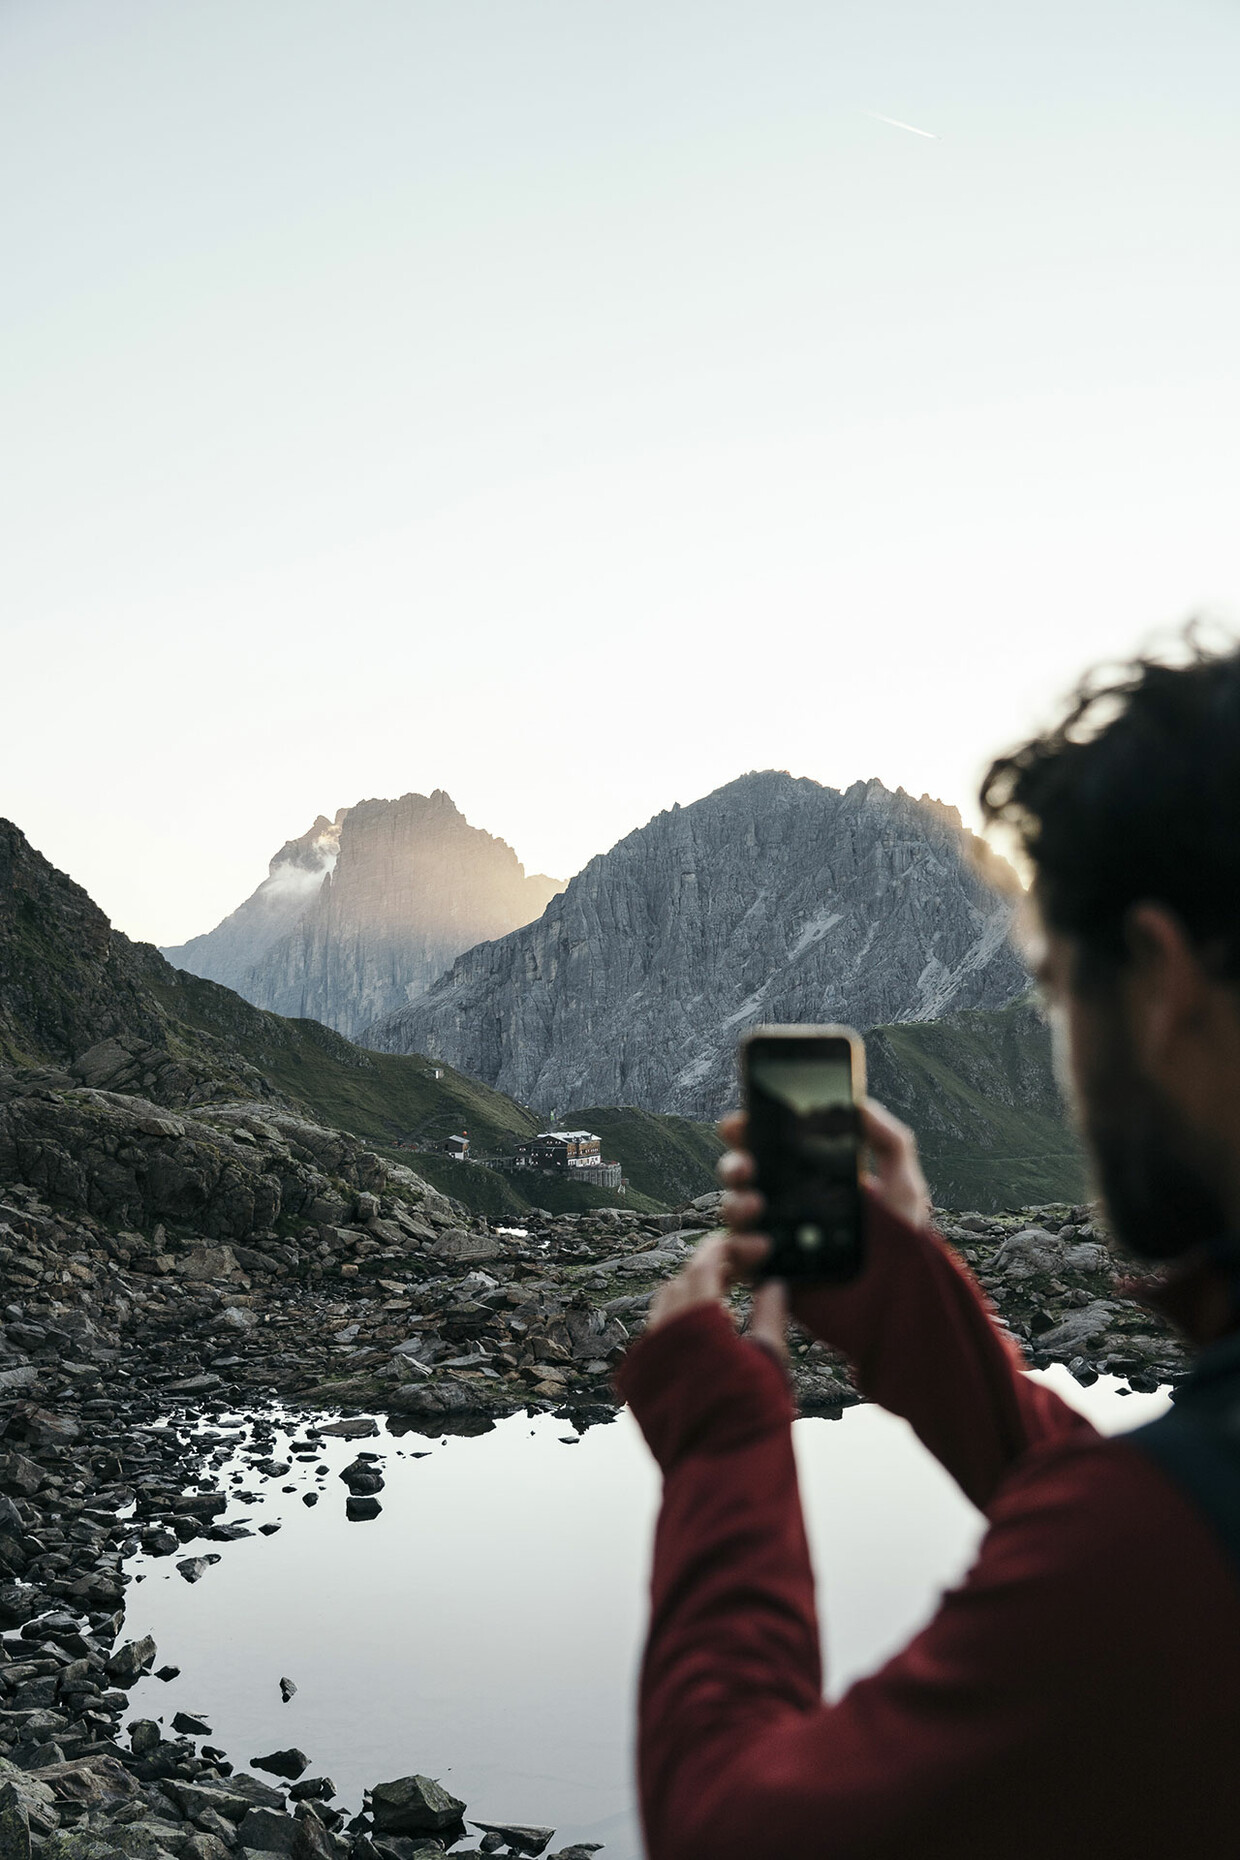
[164,789,565,1041]
[363,768,1029,1117]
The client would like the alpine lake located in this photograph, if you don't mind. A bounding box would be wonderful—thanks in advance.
[117,1372,1170,1860]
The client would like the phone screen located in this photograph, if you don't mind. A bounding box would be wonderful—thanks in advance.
[744,1032,865,1282]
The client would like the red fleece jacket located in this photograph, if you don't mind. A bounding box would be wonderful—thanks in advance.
[615,1200,1240,1859]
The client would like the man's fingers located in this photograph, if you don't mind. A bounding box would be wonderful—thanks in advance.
[644,1228,771,1335]
[680,1229,730,1294]
[724,1231,771,1278]
[721,1187,764,1231]
[717,1148,755,1188]
[859,1097,913,1156]
[717,1111,748,1148]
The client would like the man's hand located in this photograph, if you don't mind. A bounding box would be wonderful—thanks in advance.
[717,1097,932,1234]
[645,1230,790,1361]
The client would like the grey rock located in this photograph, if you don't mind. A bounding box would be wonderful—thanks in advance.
[1063,1241,1111,1275]
[175,1558,216,1584]
[429,1232,502,1265]
[315,1418,378,1440]
[234,1812,300,1858]
[178,1250,240,1285]
[0,1766,55,1828]
[172,1712,212,1737]
[250,1753,308,1782]
[469,1829,554,1856]
[339,1461,384,1495]
[19,1410,79,1448]
[184,1837,233,1860]
[163,1782,284,1826]
[364,772,1026,1117]
[991,1227,1066,1278]
[0,1785,30,1860]
[127,1721,161,1758]
[0,1454,41,1498]
[101,1822,196,1860]
[217,1307,258,1332]
[1035,1301,1121,1354]
[369,1777,465,1835]
[191,1812,236,1850]
[31,1756,138,1811]
[106,1637,157,1687]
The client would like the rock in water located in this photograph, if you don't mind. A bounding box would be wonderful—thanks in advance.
[279,1676,298,1702]
[172,1711,213,1737]
[176,1555,220,1583]
[470,1825,556,1855]
[288,1778,334,1801]
[252,1748,310,1780]
[345,1495,382,1522]
[105,1635,157,1685]
[339,1459,384,1495]
[370,1775,467,1834]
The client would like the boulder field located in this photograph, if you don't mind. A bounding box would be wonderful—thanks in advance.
[0,1065,1183,1860]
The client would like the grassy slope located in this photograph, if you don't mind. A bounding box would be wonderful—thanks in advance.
[403,1105,723,1219]
[146,965,539,1154]
[564,1105,723,1206]
[405,1150,662,1218]
[151,967,668,1213]
[158,969,1079,1217]
[1,818,1088,1221]
[865,998,1087,1212]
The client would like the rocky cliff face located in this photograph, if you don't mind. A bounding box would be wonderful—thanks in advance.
[163,792,564,1041]
[0,818,169,1070]
[363,772,1031,1117]
[162,813,343,992]
[0,817,297,1106]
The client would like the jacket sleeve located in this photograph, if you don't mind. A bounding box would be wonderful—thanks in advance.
[792,1195,1097,1507]
[616,1301,1210,1860]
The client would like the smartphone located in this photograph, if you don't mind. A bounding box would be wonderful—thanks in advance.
[740,1024,866,1283]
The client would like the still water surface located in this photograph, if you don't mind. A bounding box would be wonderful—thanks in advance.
[123,1371,1169,1860]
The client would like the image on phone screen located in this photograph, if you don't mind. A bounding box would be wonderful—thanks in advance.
[746,1039,864,1279]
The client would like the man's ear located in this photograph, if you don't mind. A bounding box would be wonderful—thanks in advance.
[1122,903,1210,1073]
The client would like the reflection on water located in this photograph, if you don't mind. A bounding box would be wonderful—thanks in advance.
[122,1372,1170,1860]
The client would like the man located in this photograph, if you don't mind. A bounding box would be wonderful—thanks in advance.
[616,638,1240,1857]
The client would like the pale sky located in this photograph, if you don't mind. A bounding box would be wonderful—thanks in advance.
[3,0,1238,946]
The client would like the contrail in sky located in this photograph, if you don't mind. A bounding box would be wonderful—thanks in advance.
[865,110,940,140]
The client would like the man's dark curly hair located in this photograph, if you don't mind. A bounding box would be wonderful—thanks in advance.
[980,629,1240,982]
